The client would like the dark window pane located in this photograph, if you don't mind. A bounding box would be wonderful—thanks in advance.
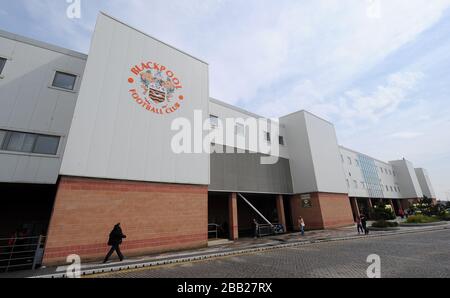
[0,57,6,74]
[209,115,219,127]
[5,132,26,152]
[52,71,76,90]
[0,130,6,148]
[279,136,285,145]
[22,134,37,152]
[33,135,60,155]
[3,132,36,153]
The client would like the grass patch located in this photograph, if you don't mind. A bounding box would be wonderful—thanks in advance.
[406,214,440,224]
[371,220,399,228]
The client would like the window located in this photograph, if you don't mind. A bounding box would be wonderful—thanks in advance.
[341,154,344,163]
[265,132,271,142]
[346,179,350,188]
[0,130,60,155]
[355,159,360,167]
[279,136,285,146]
[390,186,394,192]
[361,182,365,188]
[347,157,352,165]
[33,135,60,155]
[389,169,392,175]
[0,130,6,147]
[52,71,77,90]
[235,123,245,136]
[0,57,6,75]
[209,115,219,128]
[353,180,358,189]
[386,185,389,192]
[393,171,396,177]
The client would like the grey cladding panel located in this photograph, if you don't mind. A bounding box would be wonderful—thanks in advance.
[210,145,293,194]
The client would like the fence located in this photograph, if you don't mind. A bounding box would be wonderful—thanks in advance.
[208,224,220,239]
[257,223,285,237]
[0,235,46,273]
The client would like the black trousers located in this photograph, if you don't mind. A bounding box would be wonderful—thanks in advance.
[104,244,124,262]
[362,224,369,235]
[357,224,364,233]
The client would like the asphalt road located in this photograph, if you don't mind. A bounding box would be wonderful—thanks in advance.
[94,229,450,278]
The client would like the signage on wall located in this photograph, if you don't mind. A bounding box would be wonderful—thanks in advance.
[128,61,185,115]
[301,194,312,208]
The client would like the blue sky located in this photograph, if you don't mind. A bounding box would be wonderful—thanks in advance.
[1,0,449,200]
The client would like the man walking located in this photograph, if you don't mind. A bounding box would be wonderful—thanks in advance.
[103,223,127,263]
[360,215,369,235]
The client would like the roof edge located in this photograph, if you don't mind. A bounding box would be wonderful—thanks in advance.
[99,12,209,65]
[0,29,87,60]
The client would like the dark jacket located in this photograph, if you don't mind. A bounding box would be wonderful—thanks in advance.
[108,225,126,246]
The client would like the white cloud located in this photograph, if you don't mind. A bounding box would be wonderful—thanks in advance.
[9,0,450,200]
[337,71,424,123]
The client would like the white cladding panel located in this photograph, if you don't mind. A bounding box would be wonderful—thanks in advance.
[60,14,209,185]
[340,147,369,198]
[280,112,316,193]
[374,160,402,199]
[208,99,289,159]
[305,112,348,194]
[415,168,436,199]
[340,147,402,199]
[389,159,423,198]
[280,111,347,194]
[0,32,86,184]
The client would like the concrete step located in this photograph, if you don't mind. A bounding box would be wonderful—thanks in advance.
[208,239,233,247]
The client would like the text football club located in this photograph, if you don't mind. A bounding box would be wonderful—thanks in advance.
[128,61,185,115]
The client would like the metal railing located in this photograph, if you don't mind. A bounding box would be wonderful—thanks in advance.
[208,224,220,239]
[0,235,46,273]
[256,223,285,237]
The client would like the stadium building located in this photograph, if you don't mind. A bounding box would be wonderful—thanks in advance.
[0,13,436,266]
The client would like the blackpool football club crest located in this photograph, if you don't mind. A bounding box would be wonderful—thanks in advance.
[128,61,185,115]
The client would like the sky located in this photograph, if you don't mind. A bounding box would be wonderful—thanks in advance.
[1,0,449,200]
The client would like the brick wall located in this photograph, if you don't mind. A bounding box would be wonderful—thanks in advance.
[290,192,354,230]
[318,193,355,228]
[43,176,208,266]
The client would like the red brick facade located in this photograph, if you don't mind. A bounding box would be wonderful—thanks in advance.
[290,192,354,230]
[43,176,208,266]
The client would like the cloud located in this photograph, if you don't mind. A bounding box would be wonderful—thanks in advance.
[3,0,450,199]
[336,71,424,123]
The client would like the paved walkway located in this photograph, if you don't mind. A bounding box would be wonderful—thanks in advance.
[98,229,450,278]
[1,222,448,278]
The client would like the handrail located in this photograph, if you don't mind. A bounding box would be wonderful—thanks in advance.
[208,224,220,239]
[0,235,46,272]
[237,193,273,226]
[255,223,285,237]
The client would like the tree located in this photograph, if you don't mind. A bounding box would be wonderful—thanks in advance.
[370,203,396,220]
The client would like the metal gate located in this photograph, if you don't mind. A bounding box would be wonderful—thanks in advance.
[238,193,285,237]
[0,235,46,273]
